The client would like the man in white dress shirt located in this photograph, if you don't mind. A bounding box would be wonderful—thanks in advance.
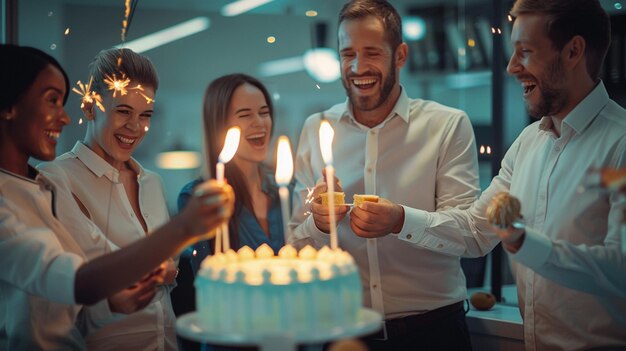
[289,0,500,349]
[388,0,626,349]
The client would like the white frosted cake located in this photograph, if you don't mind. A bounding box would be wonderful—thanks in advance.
[195,244,362,335]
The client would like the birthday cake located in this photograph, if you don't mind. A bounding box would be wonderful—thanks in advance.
[195,244,362,335]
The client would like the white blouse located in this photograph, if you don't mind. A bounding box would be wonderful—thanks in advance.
[0,167,87,350]
[40,141,177,351]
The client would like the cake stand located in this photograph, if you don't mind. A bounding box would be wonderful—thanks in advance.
[177,308,382,351]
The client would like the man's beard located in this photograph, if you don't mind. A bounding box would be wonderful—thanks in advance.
[527,57,568,118]
[343,58,397,112]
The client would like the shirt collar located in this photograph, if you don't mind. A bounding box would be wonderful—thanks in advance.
[71,141,144,182]
[337,86,410,127]
[0,165,40,184]
[538,81,609,135]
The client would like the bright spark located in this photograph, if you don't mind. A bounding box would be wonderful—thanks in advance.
[303,186,315,217]
[122,0,131,41]
[103,73,131,97]
[72,77,105,112]
[129,84,155,104]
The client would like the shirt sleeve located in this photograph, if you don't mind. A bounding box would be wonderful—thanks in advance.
[0,199,84,304]
[508,137,626,298]
[397,114,508,257]
[289,116,329,249]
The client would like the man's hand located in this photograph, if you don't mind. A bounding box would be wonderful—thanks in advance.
[311,201,351,233]
[107,269,164,314]
[349,198,404,238]
[310,170,349,233]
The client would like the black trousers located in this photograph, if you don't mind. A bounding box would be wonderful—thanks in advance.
[361,301,472,351]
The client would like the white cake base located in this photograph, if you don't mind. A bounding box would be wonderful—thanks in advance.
[176,308,382,350]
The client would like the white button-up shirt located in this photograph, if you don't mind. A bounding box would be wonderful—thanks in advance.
[402,82,626,350]
[40,141,177,351]
[0,167,87,350]
[289,88,497,318]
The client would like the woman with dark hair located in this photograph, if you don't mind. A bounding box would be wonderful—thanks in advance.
[0,44,234,350]
[40,47,180,350]
[178,73,285,274]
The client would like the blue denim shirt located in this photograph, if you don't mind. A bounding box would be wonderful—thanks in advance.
[178,173,286,275]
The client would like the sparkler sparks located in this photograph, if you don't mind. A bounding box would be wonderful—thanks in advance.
[122,0,131,41]
[303,186,316,216]
[72,77,105,112]
[121,0,139,41]
[129,84,155,104]
[104,73,131,97]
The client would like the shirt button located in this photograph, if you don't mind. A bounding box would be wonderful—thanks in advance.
[144,213,149,218]
[367,167,373,173]
[370,130,376,135]
[539,194,546,200]
[406,234,413,239]
[372,284,378,289]
[130,213,134,217]
[554,146,561,152]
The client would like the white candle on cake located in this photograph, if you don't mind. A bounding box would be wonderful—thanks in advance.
[216,126,241,253]
[275,136,294,245]
[319,120,338,250]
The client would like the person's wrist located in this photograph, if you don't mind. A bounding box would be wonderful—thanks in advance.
[504,231,525,253]
[391,205,405,234]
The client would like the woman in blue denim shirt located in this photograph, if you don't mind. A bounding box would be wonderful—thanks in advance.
[178,73,287,275]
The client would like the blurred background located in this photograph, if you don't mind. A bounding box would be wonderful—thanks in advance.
[3,0,625,295]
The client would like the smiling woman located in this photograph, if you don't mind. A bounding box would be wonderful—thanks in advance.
[38,48,180,351]
[178,73,287,277]
[0,43,234,351]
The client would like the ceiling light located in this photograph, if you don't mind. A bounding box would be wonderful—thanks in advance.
[306,10,318,17]
[222,0,274,17]
[259,56,305,77]
[156,150,201,170]
[403,16,426,41]
[115,17,210,53]
[303,48,340,83]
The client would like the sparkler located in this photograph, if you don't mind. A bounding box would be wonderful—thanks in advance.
[104,73,131,97]
[121,0,139,41]
[129,84,155,104]
[72,77,105,112]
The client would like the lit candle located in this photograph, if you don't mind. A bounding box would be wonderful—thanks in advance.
[319,120,338,249]
[275,136,294,244]
[216,126,241,253]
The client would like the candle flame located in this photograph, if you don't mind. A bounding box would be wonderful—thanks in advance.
[487,146,492,154]
[218,126,241,163]
[319,120,334,165]
[275,136,294,186]
[480,145,485,154]
[64,28,70,35]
